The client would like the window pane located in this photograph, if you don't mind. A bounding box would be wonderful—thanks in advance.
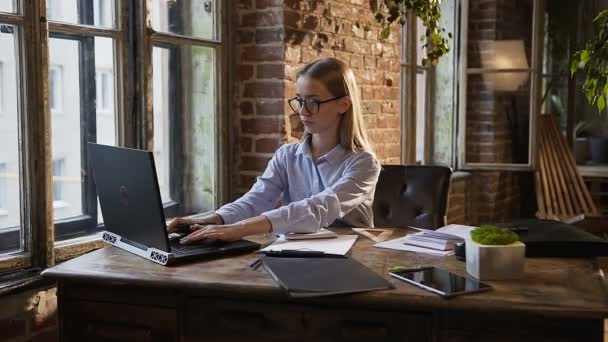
[0,24,22,254]
[0,0,15,13]
[153,44,216,213]
[151,0,215,40]
[49,38,82,220]
[50,37,116,226]
[47,0,115,28]
[465,73,531,164]
[467,0,533,69]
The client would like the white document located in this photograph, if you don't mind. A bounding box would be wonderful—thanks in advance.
[281,228,338,241]
[409,224,476,240]
[374,236,455,256]
[261,235,358,256]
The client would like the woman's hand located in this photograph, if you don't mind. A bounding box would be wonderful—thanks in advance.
[180,224,244,244]
[166,214,224,233]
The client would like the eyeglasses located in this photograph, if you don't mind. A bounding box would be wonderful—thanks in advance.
[288,96,344,114]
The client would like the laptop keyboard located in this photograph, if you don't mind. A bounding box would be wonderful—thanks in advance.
[169,238,224,255]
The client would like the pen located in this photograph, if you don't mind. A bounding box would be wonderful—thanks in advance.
[261,250,344,258]
[249,258,262,270]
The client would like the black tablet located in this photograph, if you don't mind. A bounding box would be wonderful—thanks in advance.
[389,267,491,298]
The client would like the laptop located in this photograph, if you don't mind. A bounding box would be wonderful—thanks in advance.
[89,143,260,265]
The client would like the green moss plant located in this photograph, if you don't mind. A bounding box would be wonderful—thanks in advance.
[471,225,519,246]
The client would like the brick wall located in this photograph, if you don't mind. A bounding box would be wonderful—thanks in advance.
[0,287,57,342]
[234,0,401,196]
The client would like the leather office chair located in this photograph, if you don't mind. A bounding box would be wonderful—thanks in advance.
[373,165,452,230]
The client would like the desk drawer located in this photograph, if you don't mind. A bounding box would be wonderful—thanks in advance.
[305,308,432,342]
[184,297,307,341]
[62,300,178,342]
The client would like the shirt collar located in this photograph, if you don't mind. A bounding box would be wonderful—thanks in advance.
[295,135,348,165]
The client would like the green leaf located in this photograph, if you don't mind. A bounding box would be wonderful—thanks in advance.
[598,95,606,112]
[570,52,581,76]
[581,50,590,64]
[593,9,608,22]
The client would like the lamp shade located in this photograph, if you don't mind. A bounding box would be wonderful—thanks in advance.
[479,40,530,92]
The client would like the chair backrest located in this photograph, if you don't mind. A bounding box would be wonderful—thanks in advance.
[373,165,452,230]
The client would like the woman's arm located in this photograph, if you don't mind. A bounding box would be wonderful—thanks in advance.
[213,146,288,224]
[262,151,380,235]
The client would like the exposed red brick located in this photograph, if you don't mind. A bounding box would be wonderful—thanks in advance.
[256,100,285,116]
[241,10,282,27]
[240,174,258,188]
[238,64,254,81]
[241,156,272,171]
[243,81,284,98]
[256,28,284,43]
[241,137,253,152]
[241,46,284,62]
[256,138,281,153]
[241,117,283,134]
[255,0,282,9]
[256,64,284,79]
[239,101,254,115]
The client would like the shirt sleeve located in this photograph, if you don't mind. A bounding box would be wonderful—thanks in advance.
[215,146,287,224]
[262,151,380,234]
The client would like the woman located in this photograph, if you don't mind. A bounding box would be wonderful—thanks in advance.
[169,58,380,243]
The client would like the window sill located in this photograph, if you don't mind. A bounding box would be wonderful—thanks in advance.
[54,232,106,262]
[0,268,54,296]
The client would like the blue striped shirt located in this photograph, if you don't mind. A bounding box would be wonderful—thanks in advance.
[215,136,381,234]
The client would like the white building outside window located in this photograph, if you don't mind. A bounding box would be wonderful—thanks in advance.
[0,62,4,115]
[96,69,113,114]
[49,65,63,114]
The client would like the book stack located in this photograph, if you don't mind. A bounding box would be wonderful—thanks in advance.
[375,224,476,256]
[403,230,463,251]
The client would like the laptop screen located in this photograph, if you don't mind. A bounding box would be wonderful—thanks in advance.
[89,143,170,252]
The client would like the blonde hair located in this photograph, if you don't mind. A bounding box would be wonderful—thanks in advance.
[296,58,373,153]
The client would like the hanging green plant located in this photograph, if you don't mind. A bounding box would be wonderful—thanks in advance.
[369,0,452,67]
[571,9,608,114]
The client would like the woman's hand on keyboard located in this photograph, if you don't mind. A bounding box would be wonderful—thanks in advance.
[166,214,224,234]
[180,224,241,244]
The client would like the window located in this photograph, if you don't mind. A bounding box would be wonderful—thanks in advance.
[0,21,21,256]
[52,159,64,203]
[150,0,221,217]
[0,163,6,210]
[400,14,433,165]
[46,0,60,21]
[49,65,63,113]
[457,0,543,170]
[0,1,226,273]
[0,61,4,114]
[96,69,112,114]
[93,0,110,27]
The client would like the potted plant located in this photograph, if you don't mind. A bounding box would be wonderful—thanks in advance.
[465,225,525,281]
[368,0,451,67]
[571,9,608,164]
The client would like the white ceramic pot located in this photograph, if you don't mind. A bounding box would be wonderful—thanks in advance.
[465,239,525,280]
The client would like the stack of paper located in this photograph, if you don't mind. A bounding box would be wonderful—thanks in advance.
[282,228,337,240]
[262,235,358,257]
[374,224,475,256]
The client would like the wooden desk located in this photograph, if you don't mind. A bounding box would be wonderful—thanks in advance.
[42,229,608,342]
